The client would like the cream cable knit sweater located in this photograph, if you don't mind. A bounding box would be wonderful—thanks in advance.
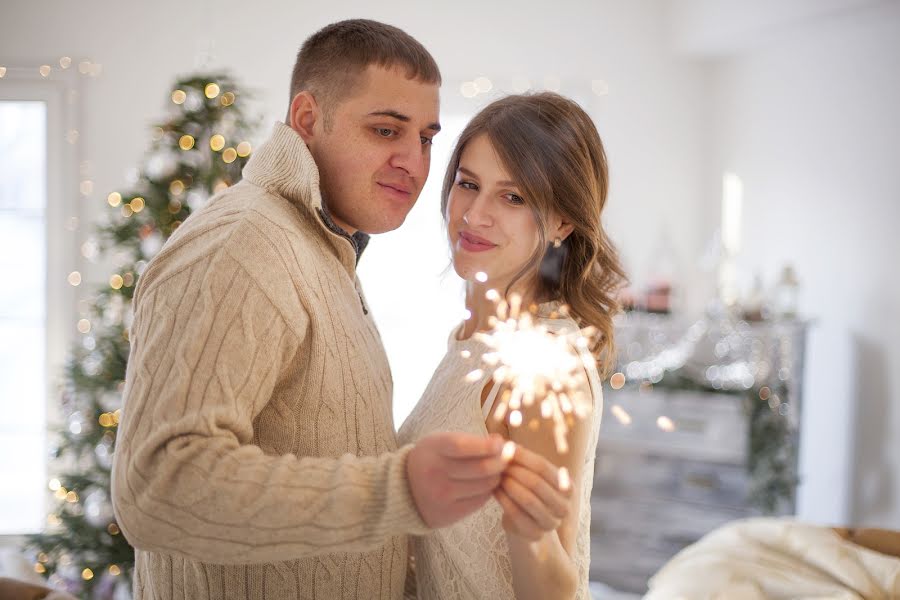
[111,122,429,600]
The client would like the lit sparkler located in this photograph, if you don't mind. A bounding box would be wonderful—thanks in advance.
[463,286,598,453]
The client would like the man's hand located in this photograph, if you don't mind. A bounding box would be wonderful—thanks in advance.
[493,443,572,540]
[407,432,507,528]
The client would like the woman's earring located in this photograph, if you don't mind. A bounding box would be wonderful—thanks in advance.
[540,237,568,289]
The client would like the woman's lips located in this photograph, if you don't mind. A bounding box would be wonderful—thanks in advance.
[459,230,497,253]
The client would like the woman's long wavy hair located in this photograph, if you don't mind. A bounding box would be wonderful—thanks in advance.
[440,92,627,374]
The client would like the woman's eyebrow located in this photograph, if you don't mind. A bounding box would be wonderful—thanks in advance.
[458,166,517,188]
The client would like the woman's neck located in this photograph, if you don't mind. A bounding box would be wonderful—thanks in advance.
[460,279,543,340]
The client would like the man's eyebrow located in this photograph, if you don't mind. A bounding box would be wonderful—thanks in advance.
[367,110,441,132]
[457,166,517,188]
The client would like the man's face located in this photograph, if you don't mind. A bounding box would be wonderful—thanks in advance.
[307,64,441,235]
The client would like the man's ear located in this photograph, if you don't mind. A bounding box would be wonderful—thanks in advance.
[288,91,320,143]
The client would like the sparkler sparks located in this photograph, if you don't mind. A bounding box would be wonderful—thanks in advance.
[464,290,598,453]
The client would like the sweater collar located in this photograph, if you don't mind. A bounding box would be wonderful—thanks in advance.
[242,122,370,264]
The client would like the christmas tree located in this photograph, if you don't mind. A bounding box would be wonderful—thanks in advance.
[24,72,259,600]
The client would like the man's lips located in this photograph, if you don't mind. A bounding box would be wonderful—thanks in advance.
[378,182,412,195]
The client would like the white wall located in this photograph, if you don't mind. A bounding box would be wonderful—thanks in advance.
[704,1,900,528]
[0,0,710,425]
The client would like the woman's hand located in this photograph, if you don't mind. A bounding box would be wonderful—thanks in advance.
[493,443,572,540]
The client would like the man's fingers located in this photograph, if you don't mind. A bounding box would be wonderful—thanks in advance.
[453,492,494,517]
[500,475,562,531]
[445,455,507,481]
[437,432,504,459]
[446,473,502,500]
[503,465,569,519]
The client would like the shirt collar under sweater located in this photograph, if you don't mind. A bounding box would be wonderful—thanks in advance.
[242,121,370,265]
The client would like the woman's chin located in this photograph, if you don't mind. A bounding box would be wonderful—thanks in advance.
[451,258,479,282]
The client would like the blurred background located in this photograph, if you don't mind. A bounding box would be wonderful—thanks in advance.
[1,0,898,597]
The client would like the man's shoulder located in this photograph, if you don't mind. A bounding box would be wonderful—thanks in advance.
[135,186,323,308]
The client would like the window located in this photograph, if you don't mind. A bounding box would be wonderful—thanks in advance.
[0,69,78,537]
[0,100,49,534]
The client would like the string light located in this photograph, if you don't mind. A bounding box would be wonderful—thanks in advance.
[109,274,124,290]
[107,192,122,207]
[591,79,610,96]
[67,271,82,286]
[130,197,145,212]
[81,568,93,581]
[59,56,72,69]
[221,91,235,106]
[0,67,6,78]
[39,65,51,77]
[222,147,237,163]
[80,180,93,196]
[204,83,220,99]
[460,81,478,98]
[77,319,91,334]
[48,479,61,492]
[236,141,252,157]
[656,416,676,432]
[169,180,185,195]
[209,134,225,151]
[171,90,186,104]
[609,372,625,389]
[178,135,195,150]
[610,404,632,425]
[108,565,121,576]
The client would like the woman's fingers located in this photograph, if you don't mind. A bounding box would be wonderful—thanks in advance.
[493,488,543,540]
[502,464,569,519]
[500,475,563,532]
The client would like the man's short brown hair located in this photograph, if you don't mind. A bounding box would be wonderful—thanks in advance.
[288,19,441,126]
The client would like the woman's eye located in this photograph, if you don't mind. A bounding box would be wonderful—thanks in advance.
[506,193,525,205]
[457,180,478,191]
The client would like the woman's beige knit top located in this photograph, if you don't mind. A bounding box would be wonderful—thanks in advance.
[398,307,603,600]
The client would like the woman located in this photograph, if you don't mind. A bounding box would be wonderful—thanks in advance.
[399,92,625,600]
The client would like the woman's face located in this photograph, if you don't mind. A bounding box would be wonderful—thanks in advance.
[446,134,542,293]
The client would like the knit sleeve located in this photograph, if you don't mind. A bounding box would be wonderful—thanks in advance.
[110,245,429,564]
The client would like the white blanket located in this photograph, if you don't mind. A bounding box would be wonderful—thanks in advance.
[645,518,900,600]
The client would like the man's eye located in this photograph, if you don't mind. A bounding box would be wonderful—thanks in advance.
[376,128,395,138]
[420,136,434,146]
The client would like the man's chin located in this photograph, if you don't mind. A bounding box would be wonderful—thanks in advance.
[364,215,408,235]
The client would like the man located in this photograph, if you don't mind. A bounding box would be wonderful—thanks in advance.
[112,19,569,600]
